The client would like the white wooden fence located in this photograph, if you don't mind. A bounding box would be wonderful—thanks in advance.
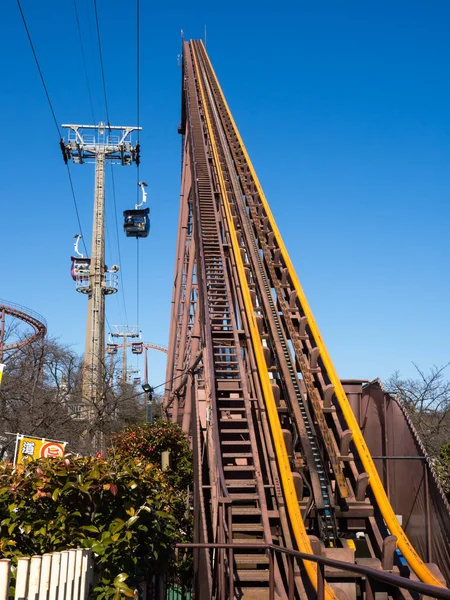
[0,549,92,600]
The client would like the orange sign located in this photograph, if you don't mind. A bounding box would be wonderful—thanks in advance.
[15,435,67,464]
[40,441,65,458]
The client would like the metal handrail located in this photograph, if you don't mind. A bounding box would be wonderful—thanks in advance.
[177,542,450,600]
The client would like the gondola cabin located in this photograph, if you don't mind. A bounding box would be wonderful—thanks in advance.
[133,377,141,385]
[70,256,91,281]
[106,344,119,355]
[123,208,150,238]
[131,342,143,355]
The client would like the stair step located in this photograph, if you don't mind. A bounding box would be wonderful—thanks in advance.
[223,453,253,458]
[226,480,257,487]
[235,569,270,582]
[229,493,259,501]
[232,507,261,516]
[235,588,271,600]
[234,554,270,566]
[220,429,250,434]
[222,440,251,446]
[232,523,264,532]
[224,465,255,471]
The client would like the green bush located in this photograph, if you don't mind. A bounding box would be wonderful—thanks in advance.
[109,421,193,491]
[0,454,191,598]
[436,442,450,499]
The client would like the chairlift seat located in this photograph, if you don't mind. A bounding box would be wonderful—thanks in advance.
[123,208,150,238]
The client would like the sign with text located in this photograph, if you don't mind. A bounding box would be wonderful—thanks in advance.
[14,435,67,464]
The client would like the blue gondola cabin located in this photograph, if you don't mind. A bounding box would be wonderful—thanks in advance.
[123,208,150,238]
[131,342,143,355]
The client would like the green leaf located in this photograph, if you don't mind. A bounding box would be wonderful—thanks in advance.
[8,523,17,535]
[126,515,139,527]
[110,519,125,534]
[81,525,99,533]
[116,582,136,598]
[91,542,105,556]
[52,489,60,502]
[87,470,100,479]
[114,573,129,583]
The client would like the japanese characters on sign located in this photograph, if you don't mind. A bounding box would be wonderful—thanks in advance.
[14,435,67,464]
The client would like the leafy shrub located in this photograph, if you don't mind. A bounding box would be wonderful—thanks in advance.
[436,442,450,499]
[109,421,193,491]
[0,454,190,598]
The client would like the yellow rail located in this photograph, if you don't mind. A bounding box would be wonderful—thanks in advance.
[198,40,445,589]
[191,43,336,600]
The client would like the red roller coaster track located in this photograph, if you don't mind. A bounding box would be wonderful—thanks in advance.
[0,300,47,362]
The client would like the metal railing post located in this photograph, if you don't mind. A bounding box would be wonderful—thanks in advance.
[365,577,374,600]
[317,561,325,600]
[269,547,275,600]
[288,554,294,600]
[218,503,225,600]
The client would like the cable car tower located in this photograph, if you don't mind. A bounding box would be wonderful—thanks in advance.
[61,123,141,425]
[109,325,141,384]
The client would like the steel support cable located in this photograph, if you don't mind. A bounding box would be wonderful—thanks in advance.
[136,0,141,199]
[136,238,140,329]
[93,0,110,126]
[110,167,129,326]
[120,367,195,405]
[105,170,126,326]
[135,0,142,326]
[16,0,88,257]
[198,41,446,589]
[66,166,89,256]
[190,43,336,600]
[73,0,96,123]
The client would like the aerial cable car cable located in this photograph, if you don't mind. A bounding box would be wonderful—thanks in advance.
[15,0,88,257]
[135,0,143,335]
[110,167,129,326]
[16,0,60,139]
[73,0,96,123]
[135,0,142,335]
[136,237,140,329]
[92,0,132,326]
[136,0,141,200]
[93,0,110,127]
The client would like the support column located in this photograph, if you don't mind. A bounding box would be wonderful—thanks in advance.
[83,151,106,419]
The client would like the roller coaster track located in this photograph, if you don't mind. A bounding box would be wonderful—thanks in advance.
[0,299,47,361]
[165,40,448,599]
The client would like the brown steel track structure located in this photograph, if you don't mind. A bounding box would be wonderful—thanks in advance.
[165,40,449,599]
[0,300,47,362]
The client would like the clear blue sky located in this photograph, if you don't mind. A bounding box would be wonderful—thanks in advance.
[1,1,449,387]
